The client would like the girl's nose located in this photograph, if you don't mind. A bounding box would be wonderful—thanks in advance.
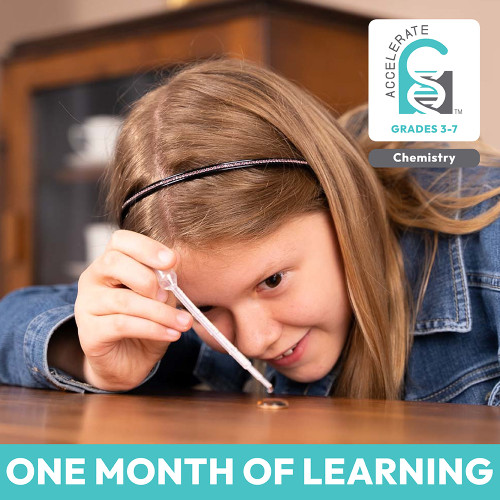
[231,304,281,359]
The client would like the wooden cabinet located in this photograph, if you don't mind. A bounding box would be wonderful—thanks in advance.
[0,0,368,296]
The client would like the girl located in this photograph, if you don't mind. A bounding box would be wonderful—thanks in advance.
[1,58,499,404]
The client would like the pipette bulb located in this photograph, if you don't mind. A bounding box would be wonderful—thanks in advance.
[156,269,177,289]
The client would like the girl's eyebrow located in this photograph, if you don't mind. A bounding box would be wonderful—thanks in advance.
[253,262,285,286]
[251,250,296,286]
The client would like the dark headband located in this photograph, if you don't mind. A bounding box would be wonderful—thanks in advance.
[120,158,309,225]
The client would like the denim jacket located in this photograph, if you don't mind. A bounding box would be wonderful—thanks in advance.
[0,167,499,405]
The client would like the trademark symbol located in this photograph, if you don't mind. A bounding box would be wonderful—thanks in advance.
[454,108,463,114]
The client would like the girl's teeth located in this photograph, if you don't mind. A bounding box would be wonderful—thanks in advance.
[274,343,299,360]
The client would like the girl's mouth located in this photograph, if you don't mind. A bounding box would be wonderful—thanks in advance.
[267,330,310,367]
[273,344,298,360]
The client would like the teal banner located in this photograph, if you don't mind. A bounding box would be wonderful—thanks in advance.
[0,445,497,499]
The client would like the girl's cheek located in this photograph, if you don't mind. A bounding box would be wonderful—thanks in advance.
[277,294,323,326]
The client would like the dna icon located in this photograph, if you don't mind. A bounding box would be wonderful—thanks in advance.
[399,39,450,115]
[407,68,445,115]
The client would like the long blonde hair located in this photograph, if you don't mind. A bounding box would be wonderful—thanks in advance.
[106,58,500,399]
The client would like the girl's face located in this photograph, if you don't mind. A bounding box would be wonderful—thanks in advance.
[175,212,352,383]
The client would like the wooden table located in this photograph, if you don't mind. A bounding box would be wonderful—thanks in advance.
[0,386,499,443]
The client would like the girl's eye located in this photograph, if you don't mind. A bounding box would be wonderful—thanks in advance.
[198,306,213,313]
[260,272,284,290]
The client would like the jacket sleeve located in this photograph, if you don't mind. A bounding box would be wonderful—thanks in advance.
[0,283,259,395]
[0,283,159,393]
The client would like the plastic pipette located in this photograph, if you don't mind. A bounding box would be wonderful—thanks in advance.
[156,269,274,394]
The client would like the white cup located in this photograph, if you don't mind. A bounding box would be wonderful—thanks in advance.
[84,223,116,264]
[68,115,123,165]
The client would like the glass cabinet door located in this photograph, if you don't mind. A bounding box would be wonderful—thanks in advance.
[32,73,162,285]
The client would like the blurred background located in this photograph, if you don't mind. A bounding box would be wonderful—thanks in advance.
[0,0,497,297]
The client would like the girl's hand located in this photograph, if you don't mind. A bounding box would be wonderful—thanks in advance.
[74,230,193,391]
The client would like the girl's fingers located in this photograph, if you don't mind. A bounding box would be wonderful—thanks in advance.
[106,230,176,270]
[92,314,183,344]
[90,287,192,331]
[94,250,165,299]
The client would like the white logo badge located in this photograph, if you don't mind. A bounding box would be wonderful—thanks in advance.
[369,19,480,141]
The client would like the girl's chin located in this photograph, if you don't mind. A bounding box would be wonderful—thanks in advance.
[275,362,334,384]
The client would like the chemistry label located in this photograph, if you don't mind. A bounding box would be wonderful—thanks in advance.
[368,19,480,141]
